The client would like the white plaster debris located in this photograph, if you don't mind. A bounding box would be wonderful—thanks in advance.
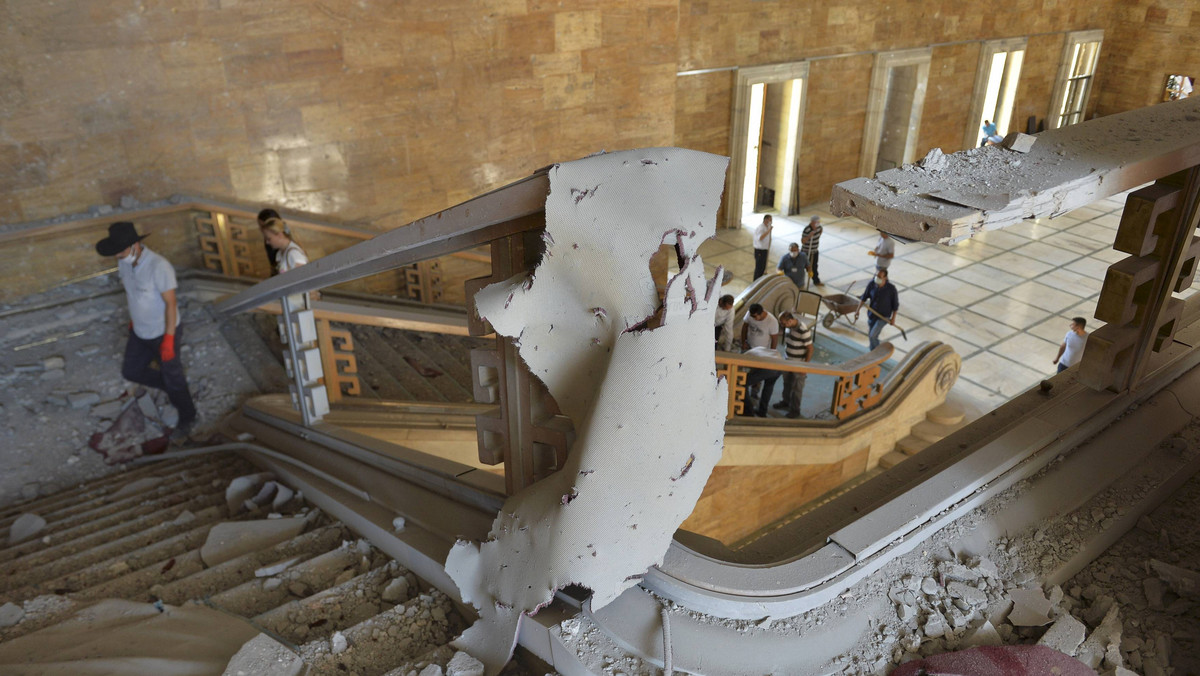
[446,651,486,676]
[918,147,948,172]
[392,516,407,533]
[382,577,411,603]
[8,513,47,544]
[1001,132,1037,153]
[445,148,729,673]
[255,556,302,578]
[330,630,348,655]
[225,473,275,514]
[0,602,25,628]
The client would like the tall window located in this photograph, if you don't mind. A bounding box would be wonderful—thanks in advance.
[964,38,1026,149]
[1048,30,1103,129]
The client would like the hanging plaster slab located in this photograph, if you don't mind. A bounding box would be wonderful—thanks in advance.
[444,148,729,673]
[831,96,1200,244]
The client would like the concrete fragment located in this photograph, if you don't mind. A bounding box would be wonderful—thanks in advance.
[446,651,486,676]
[1037,613,1087,656]
[0,602,25,628]
[947,581,988,607]
[1150,558,1200,597]
[221,633,304,676]
[1008,588,1054,626]
[249,481,279,507]
[444,148,730,672]
[200,519,307,567]
[1002,132,1037,153]
[91,399,125,419]
[419,666,444,676]
[919,147,949,172]
[382,577,411,603]
[330,631,348,655]
[271,484,295,511]
[923,614,947,639]
[393,516,406,532]
[173,510,196,525]
[43,356,65,370]
[68,391,101,409]
[962,620,1002,647]
[921,577,940,595]
[255,556,301,578]
[225,473,275,514]
[8,513,47,545]
[110,476,165,500]
[136,394,159,420]
[1077,605,1122,669]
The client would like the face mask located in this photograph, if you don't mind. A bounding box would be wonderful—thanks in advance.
[875,275,885,286]
[118,246,137,265]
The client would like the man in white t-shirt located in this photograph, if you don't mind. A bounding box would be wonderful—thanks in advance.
[739,303,780,350]
[868,230,894,270]
[752,214,773,280]
[1053,317,1088,373]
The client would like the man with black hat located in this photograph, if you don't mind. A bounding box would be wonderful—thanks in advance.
[96,221,197,441]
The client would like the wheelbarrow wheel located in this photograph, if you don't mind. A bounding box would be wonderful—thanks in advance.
[822,313,836,329]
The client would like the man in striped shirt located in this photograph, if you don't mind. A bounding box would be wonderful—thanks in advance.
[800,216,823,286]
[772,311,814,418]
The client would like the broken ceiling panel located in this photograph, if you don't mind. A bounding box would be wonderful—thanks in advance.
[831,97,1200,244]
[445,148,730,673]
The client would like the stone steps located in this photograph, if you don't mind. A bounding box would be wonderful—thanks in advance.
[0,453,511,675]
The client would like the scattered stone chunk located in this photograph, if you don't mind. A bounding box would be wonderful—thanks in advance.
[419,666,444,676]
[919,148,949,172]
[1037,613,1087,656]
[330,631,348,655]
[271,484,295,511]
[200,519,307,567]
[43,356,65,370]
[446,651,485,676]
[1001,132,1037,153]
[68,391,101,409]
[222,633,305,676]
[382,577,411,603]
[1076,605,1122,669]
[962,620,1002,647]
[110,476,165,500]
[225,473,275,514]
[0,602,25,628]
[91,400,125,420]
[1008,588,1054,626]
[8,513,47,545]
[393,516,407,533]
[255,556,302,578]
[1149,558,1200,597]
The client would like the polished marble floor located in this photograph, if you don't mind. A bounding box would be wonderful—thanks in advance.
[701,189,1200,411]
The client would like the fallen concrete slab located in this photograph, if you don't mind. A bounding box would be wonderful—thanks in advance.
[200,518,308,567]
[222,633,305,676]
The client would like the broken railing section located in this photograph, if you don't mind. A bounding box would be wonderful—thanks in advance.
[1080,165,1200,391]
[315,320,361,405]
[830,96,1200,244]
[715,343,893,420]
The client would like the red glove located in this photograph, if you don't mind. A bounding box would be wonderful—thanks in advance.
[160,334,176,362]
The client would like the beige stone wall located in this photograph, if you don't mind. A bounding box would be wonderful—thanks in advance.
[0,1,677,229]
[1012,33,1067,134]
[672,1,1111,216]
[1093,1,1200,116]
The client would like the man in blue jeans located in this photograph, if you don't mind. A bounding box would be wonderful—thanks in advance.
[96,222,197,442]
[856,268,899,350]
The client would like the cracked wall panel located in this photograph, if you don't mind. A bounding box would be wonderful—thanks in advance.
[446,147,729,673]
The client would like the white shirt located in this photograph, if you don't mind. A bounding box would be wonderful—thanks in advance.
[119,247,179,340]
[714,306,735,351]
[742,311,779,349]
[276,241,309,273]
[753,222,772,251]
[874,236,895,268]
[1059,330,1087,367]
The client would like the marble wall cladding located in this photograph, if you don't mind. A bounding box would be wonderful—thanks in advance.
[1093,0,1200,116]
[917,43,980,155]
[0,1,678,228]
[1011,33,1067,134]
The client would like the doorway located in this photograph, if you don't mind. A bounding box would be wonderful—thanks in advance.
[727,62,810,229]
[859,48,932,178]
[964,38,1027,149]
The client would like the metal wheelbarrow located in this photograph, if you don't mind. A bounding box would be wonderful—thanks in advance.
[821,281,861,329]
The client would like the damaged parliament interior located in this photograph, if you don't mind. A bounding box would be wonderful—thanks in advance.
[1,1,1200,674]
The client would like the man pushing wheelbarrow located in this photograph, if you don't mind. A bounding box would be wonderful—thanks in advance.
[855,268,902,350]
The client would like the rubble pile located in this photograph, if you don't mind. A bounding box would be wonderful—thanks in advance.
[0,277,261,506]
